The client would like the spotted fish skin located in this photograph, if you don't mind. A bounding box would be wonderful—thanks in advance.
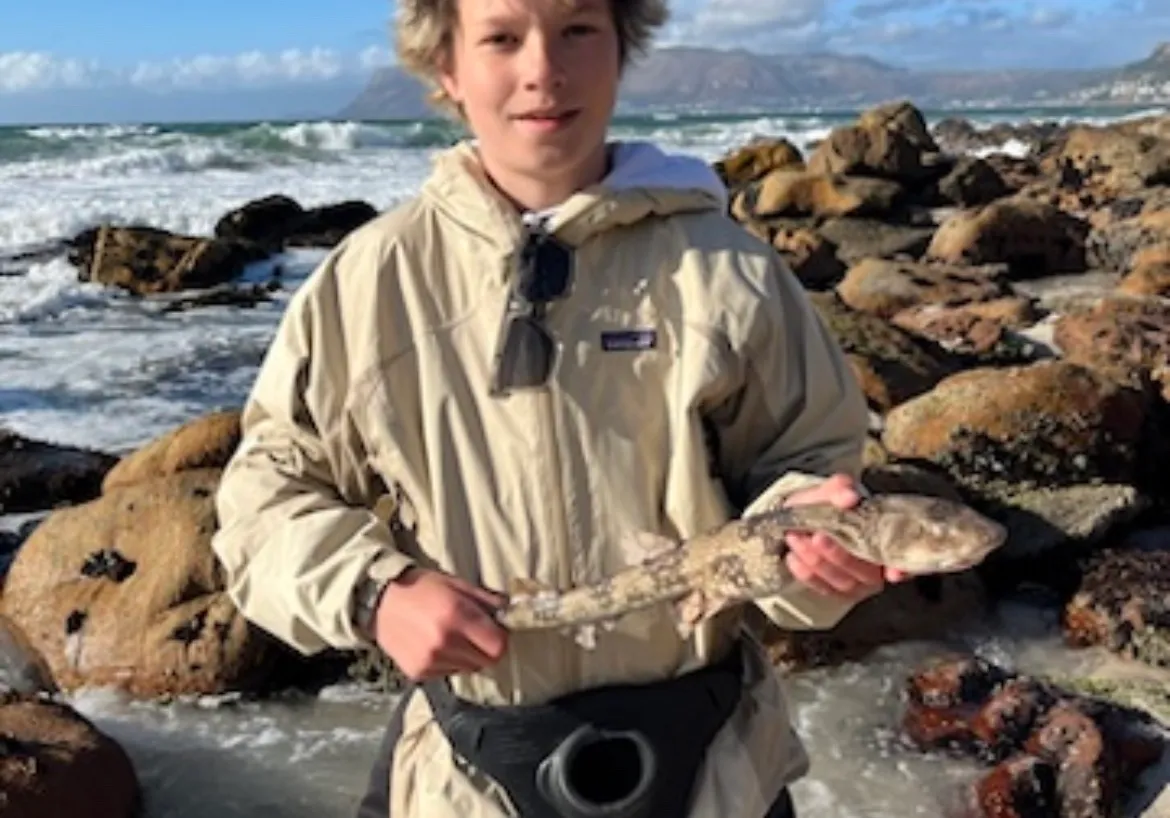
[495,493,1006,636]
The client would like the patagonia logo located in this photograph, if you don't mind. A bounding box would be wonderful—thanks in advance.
[601,329,657,351]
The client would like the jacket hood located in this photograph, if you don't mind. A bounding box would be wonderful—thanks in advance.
[418,139,728,251]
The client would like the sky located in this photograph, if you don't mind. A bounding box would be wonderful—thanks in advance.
[1,0,1167,124]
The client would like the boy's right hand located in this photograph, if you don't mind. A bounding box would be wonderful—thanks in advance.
[372,567,509,681]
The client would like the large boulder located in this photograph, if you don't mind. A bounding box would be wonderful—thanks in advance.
[0,468,281,696]
[0,690,141,818]
[0,430,117,515]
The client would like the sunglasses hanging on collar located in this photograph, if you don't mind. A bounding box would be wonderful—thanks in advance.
[489,226,575,397]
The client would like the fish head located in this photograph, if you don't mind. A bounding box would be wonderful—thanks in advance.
[866,494,1008,574]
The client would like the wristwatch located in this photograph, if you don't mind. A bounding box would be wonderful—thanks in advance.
[351,573,392,643]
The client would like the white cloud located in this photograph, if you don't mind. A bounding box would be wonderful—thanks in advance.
[0,52,105,92]
[0,47,371,95]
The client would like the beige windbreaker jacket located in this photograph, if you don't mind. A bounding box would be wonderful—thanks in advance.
[211,140,871,817]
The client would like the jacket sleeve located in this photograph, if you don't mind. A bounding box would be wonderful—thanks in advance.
[708,253,872,632]
[210,246,417,656]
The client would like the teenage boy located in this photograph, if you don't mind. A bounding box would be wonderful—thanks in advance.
[212,1,907,816]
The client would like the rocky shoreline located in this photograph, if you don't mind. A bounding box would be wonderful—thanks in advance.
[1,103,1169,817]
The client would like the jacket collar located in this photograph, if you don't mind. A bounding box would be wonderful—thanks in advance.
[418,140,727,254]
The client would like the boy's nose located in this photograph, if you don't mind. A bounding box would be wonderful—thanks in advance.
[520,36,567,90]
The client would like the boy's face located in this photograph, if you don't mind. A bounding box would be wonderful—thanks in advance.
[438,0,620,199]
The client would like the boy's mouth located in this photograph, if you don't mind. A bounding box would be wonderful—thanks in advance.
[513,109,581,129]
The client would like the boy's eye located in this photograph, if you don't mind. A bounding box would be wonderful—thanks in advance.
[482,31,518,47]
[565,23,597,37]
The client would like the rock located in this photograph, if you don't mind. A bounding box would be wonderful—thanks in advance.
[808,291,958,413]
[102,409,241,493]
[835,258,1011,321]
[215,195,377,250]
[713,138,805,188]
[0,469,281,697]
[978,483,1148,560]
[1052,296,1170,398]
[859,101,939,152]
[754,570,986,671]
[930,118,1069,158]
[902,655,1165,818]
[1063,548,1170,669]
[77,225,269,295]
[935,156,1011,207]
[0,690,140,818]
[750,170,904,219]
[287,200,379,248]
[0,612,56,694]
[1118,245,1170,296]
[808,101,940,184]
[1053,125,1170,192]
[0,430,117,515]
[771,228,845,289]
[881,361,1149,491]
[891,297,1042,362]
[1087,207,1170,273]
[815,217,935,264]
[213,194,304,250]
[926,197,1089,278]
[157,281,278,313]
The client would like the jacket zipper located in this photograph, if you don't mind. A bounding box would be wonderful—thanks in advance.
[522,217,574,594]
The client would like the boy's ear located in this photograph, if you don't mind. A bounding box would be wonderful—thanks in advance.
[435,49,461,105]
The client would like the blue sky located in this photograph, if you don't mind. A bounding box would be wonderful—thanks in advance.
[1,0,1167,123]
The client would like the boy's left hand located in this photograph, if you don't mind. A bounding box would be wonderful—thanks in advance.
[781,473,912,598]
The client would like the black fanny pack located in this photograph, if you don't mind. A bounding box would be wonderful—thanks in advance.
[420,642,745,818]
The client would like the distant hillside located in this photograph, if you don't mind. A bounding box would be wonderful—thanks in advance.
[340,43,1170,120]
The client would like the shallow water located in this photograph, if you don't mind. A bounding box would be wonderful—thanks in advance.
[60,601,1169,818]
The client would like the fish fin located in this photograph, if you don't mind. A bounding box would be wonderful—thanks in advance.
[673,590,709,641]
[620,530,680,567]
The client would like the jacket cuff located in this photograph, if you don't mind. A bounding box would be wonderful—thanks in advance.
[743,470,871,631]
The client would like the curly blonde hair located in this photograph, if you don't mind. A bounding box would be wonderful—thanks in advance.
[394,0,669,117]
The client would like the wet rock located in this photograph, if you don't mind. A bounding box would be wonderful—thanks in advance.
[930,118,1068,158]
[214,194,378,250]
[902,655,1165,818]
[815,217,936,264]
[1063,548,1170,669]
[713,137,805,188]
[881,361,1148,492]
[926,197,1089,279]
[76,224,270,296]
[808,291,959,412]
[750,170,904,219]
[0,430,118,515]
[0,690,140,818]
[0,612,56,694]
[835,258,1012,321]
[287,200,379,248]
[0,469,280,697]
[101,409,241,492]
[157,281,278,313]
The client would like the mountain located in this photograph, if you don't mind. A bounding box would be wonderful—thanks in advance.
[339,43,1169,120]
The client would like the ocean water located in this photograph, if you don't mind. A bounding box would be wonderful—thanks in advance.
[1,106,1168,817]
